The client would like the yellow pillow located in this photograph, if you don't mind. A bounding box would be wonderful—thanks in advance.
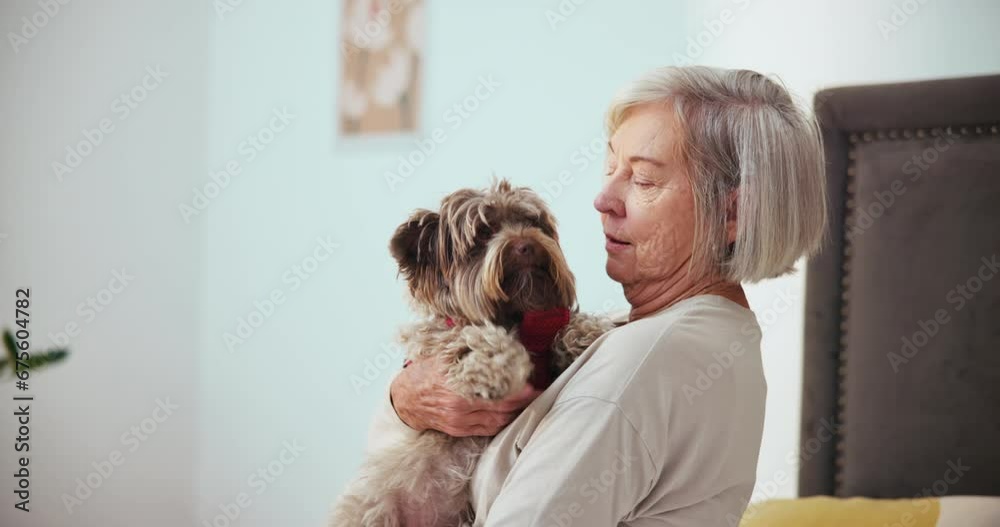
[740,496,939,527]
[740,496,1000,527]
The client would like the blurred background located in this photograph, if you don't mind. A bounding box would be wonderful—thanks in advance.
[1,0,999,525]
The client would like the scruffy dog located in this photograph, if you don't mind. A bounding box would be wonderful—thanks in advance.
[330,179,612,526]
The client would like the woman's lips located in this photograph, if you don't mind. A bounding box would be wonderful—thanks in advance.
[604,234,631,252]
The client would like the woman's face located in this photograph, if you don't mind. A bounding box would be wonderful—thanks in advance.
[594,103,697,288]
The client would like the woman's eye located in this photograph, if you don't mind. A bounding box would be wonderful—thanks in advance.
[604,158,616,176]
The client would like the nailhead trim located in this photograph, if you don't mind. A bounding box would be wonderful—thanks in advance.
[835,138,859,496]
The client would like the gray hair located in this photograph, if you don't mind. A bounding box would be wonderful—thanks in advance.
[605,66,827,283]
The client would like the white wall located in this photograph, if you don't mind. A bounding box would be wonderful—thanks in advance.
[0,1,208,525]
[2,1,999,526]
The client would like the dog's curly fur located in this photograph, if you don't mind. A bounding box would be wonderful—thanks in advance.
[330,179,613,526]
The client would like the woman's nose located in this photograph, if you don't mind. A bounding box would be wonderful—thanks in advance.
[594,183,625,217]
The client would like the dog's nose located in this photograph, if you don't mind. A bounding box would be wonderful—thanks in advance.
[509,238,543,266]
[513,240,535,257]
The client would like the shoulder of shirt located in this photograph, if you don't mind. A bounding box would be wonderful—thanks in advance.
[559,295,760,404]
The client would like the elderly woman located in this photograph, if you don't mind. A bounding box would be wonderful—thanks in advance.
[374,65,827,525]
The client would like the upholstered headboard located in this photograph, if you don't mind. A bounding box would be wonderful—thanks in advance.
[800,75,1000,499]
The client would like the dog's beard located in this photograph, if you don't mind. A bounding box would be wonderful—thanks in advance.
[447,263,568,327]
[500,267,564,315]
[484,234,575,325]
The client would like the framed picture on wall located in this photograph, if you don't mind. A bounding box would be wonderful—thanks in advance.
[338,0,425,137]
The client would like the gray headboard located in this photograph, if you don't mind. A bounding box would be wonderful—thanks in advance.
[800,74,1000,498]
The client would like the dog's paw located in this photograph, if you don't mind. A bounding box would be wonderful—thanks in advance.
[445,325,532,400]
[553,312,616,371]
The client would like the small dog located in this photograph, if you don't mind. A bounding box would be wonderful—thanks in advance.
[330,179,612,527]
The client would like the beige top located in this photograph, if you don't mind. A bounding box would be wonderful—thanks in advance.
[369,295,766,526]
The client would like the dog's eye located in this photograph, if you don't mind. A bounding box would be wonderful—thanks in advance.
[475,224,494,241]
[532,217,557,239]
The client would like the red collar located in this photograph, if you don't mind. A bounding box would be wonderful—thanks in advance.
[444,308,571,389]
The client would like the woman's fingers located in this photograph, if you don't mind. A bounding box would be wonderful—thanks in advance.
[438,384,540,414]
[468,384,543,413]
[470,409,517,431]
[504,384,544,410]
[440,410,517,437]
[440,385,541,437]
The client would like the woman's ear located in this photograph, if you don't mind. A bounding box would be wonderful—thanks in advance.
[725,189,739,245]
[389,209,440,278]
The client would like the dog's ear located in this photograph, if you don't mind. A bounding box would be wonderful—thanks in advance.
[389,209,440,278]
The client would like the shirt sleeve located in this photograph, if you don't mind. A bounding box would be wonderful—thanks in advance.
[364,377,419,457]
[482,396,657,527]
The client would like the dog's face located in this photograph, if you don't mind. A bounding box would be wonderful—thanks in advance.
[390,179,576,327]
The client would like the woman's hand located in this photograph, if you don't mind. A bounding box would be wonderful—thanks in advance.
[390,355,542,437]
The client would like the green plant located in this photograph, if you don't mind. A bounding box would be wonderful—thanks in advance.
[1,329,69,378]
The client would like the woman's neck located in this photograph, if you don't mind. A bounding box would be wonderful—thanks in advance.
[625,274,748,322]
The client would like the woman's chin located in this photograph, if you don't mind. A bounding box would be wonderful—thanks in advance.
[605,258,633,284]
